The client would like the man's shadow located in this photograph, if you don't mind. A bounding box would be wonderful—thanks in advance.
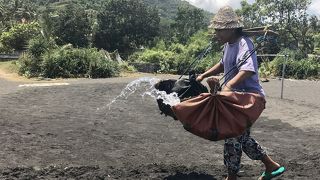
[164,172,217,180]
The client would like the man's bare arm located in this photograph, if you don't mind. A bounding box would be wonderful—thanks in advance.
[223,70,254,91]
[196,62,224,82]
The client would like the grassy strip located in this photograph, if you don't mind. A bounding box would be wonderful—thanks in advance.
[0,60,19,74]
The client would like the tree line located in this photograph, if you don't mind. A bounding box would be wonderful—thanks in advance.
[0,0,207,55]
[0,0,319,79]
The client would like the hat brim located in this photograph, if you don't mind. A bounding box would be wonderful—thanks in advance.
[209,20,244,29]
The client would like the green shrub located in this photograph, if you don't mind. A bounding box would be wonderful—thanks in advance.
[175,51,219,75]
[119,62,136,72]
[132,49,177,73]
[153,39,167,51]
[258,59,272,79]
[313,33,320,55]
[174,30,220,74]
[41,48,120,78]
[27,36,51,58]
[196,52,221,73]
[127,51,141,62]
[129,30,221,74]
[168,43,185,54]
[270,56,319,79]
[18,53,42,77]
[0,42,14,53]
[17,36,57,78]
[295,59,319,79]
[88,54,120,78]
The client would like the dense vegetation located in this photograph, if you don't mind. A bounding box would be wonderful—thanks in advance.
[0,0,319,79]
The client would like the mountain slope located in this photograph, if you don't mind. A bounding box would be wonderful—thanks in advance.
[30,0,212,21]
[143,0,212,21]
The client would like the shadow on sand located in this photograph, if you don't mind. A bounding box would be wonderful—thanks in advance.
[164,172,217,180]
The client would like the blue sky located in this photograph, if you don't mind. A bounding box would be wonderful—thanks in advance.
[184,0,320,17]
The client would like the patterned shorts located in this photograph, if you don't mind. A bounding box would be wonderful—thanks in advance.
[224,129,266,174]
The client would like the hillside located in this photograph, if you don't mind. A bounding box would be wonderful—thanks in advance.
[34,0,212,22]
[143,0,212,21]
[143,0,194,19]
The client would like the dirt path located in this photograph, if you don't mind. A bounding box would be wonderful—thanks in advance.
[0,75,319,179]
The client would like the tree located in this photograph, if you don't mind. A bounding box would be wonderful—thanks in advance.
[0,21,40,51]
[171,6,207,44]
[47,3,91,47]
[309,16,320,34]
[261,0,314,55]
[0,0,38,30]
[93,0,160,55]
[236,1,263,28]
[237,0,317,56]
[313,33,320,54]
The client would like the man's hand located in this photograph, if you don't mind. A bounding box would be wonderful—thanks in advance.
[222,83,232,91]
[196,74,205,82]
[196,62,224,82]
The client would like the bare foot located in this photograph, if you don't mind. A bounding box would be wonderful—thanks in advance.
[258,155,284,180]
[262,155,281,173]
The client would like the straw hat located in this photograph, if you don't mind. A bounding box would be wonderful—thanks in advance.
[209,6,244,29]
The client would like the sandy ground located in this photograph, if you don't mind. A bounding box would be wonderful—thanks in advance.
[0,71,319,179]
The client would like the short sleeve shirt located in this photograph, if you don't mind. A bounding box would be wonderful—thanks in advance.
[220,37,265,96]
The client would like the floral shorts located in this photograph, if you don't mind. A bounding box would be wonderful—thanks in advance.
[224,129,266,174]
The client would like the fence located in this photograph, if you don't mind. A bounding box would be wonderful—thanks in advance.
[0,51,23,61]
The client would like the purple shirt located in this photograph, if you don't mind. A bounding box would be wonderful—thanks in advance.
[220,37,265,96]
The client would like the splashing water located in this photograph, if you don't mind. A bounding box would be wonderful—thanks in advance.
[142,88,180,106]
[104,77,180,110]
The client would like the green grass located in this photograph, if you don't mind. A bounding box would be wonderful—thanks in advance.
[0,60,19,74]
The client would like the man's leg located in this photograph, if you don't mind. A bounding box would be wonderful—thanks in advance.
[241,130,282,179]
[240,130,266,160]
[224,137,242,180]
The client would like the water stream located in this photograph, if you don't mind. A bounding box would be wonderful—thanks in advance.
[102,77,180,110]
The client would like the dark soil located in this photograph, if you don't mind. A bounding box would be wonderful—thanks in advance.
[0,78,319,179]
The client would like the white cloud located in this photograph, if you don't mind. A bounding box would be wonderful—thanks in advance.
[309,0,320,16]
[183,0,254,13]
[184,0,320,16]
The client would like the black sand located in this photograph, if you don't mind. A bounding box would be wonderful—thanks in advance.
[0,76,319,179]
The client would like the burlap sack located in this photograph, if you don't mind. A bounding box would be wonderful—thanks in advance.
[172,91,266,141]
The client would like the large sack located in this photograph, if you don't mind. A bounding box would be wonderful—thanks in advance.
[172,91,266,141]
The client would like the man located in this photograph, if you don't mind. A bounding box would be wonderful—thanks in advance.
[196,6,285,180]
